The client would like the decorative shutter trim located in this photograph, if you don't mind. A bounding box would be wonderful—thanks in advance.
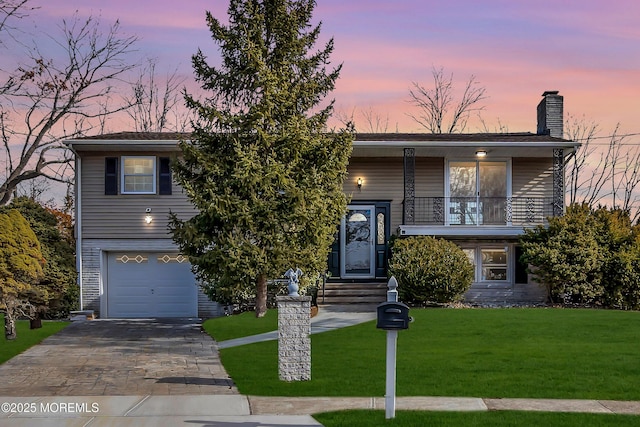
[105,157,118,195]
[159,157,172,195]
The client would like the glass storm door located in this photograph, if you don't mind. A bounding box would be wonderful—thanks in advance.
[340,205,376,278]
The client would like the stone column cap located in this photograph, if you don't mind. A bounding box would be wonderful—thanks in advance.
[276,296,312,302]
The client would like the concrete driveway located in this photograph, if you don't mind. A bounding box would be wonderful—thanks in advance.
[0,319,237,396]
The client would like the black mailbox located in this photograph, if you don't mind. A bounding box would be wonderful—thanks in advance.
[376,301,410,330]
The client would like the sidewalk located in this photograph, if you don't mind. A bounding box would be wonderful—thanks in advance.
[0,395,319,426]
[248,395,640,415]
[2,394,640,426]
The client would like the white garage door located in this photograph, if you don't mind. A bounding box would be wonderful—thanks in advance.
[107,252,197,318]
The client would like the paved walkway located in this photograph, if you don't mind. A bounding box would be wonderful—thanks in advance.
[1,310,640,425]
[218,304,378,349]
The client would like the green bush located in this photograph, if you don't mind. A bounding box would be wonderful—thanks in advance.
[388,236,474,304]
[520,204,640,308]
[520,204,606,305]
[606,243,640,310]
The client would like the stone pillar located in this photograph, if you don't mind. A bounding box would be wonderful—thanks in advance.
[277,296,311,381]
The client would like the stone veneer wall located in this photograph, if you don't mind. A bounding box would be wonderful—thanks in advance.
[197,289,224,318]
[80,246,101,315]
[277,296,311,381]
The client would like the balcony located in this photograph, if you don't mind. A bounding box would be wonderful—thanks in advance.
[403,196,555,228]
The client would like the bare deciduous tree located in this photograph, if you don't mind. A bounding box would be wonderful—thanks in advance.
[361,106,389,133]
[0,0,32,42]
[125,59,192,132]
[565,115,640,222]
[566,114,600,206]
[0,11,138,205]
[408,66,487,133]
[334,106,393,133]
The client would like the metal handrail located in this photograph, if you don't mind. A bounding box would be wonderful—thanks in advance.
[404,196,555,226]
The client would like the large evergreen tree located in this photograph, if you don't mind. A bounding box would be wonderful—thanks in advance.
[4,197,78,319]
[0,210,44,339]
[169,0,352,317]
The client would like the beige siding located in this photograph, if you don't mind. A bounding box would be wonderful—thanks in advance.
[345,157,444,231]
[416,157,444,197]
[345,157,404,230]
[80,152,195,239]
[512,158,553,198]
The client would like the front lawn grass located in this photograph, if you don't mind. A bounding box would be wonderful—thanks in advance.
[0,314,69,364]
[203,309,277,342]
[313,410,640,427]
[218,308,640,399]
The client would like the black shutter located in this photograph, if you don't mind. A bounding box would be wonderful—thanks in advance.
[105,157,118,195]
[159,157,172,195]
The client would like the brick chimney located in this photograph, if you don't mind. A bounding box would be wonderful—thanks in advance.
[537,91,563,138]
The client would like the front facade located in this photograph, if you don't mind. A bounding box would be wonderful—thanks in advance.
[67,133,222,318]
[68,91,576,317]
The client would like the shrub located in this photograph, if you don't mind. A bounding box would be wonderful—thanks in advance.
[520,204,640,308]
[606,243,640,310]
[520,204,606,305]
[388,236,474,305]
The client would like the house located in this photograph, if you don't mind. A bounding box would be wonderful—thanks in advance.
[67,91,577,318]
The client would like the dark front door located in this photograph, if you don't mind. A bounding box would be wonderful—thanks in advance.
[327,202,390,279]
[342,205,376,278]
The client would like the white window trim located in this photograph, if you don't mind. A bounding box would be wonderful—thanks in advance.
[121,156,156,195]
[461,243,514,283]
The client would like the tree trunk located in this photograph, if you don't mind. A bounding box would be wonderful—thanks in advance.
[30,316,42,329]
[255,274,268,318]
[4,311,16,340]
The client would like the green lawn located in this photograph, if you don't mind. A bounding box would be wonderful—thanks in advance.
[203,309,278,342]
[313,410,640,427]
[0,314,69,364]
[217,308,640,399]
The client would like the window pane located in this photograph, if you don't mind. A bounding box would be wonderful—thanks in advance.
[463,248,475,266]
[449,162,476,197]
[462,248,476,281]
[124,175,153,193]
[481,249,508,281]
[479,162,506,197]
[124,158,153,175]
[122,157,155,193]
[377,212,385,245]
[449,162,477,225]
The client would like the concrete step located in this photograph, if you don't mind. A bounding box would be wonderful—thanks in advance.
[319,281,387,305]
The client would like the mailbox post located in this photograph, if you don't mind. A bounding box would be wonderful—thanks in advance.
[376,276,410,419]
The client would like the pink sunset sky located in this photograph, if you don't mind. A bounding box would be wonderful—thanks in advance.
[26,0,640,138]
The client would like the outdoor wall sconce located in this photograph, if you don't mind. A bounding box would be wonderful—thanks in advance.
[144,208,153,224]
[475,150,488,157]
[357,177,363,189]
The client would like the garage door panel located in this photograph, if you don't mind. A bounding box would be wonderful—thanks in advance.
[107,252,197,318]
[108,301,152,318]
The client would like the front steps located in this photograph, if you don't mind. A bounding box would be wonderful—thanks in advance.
[319,281,387,306]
